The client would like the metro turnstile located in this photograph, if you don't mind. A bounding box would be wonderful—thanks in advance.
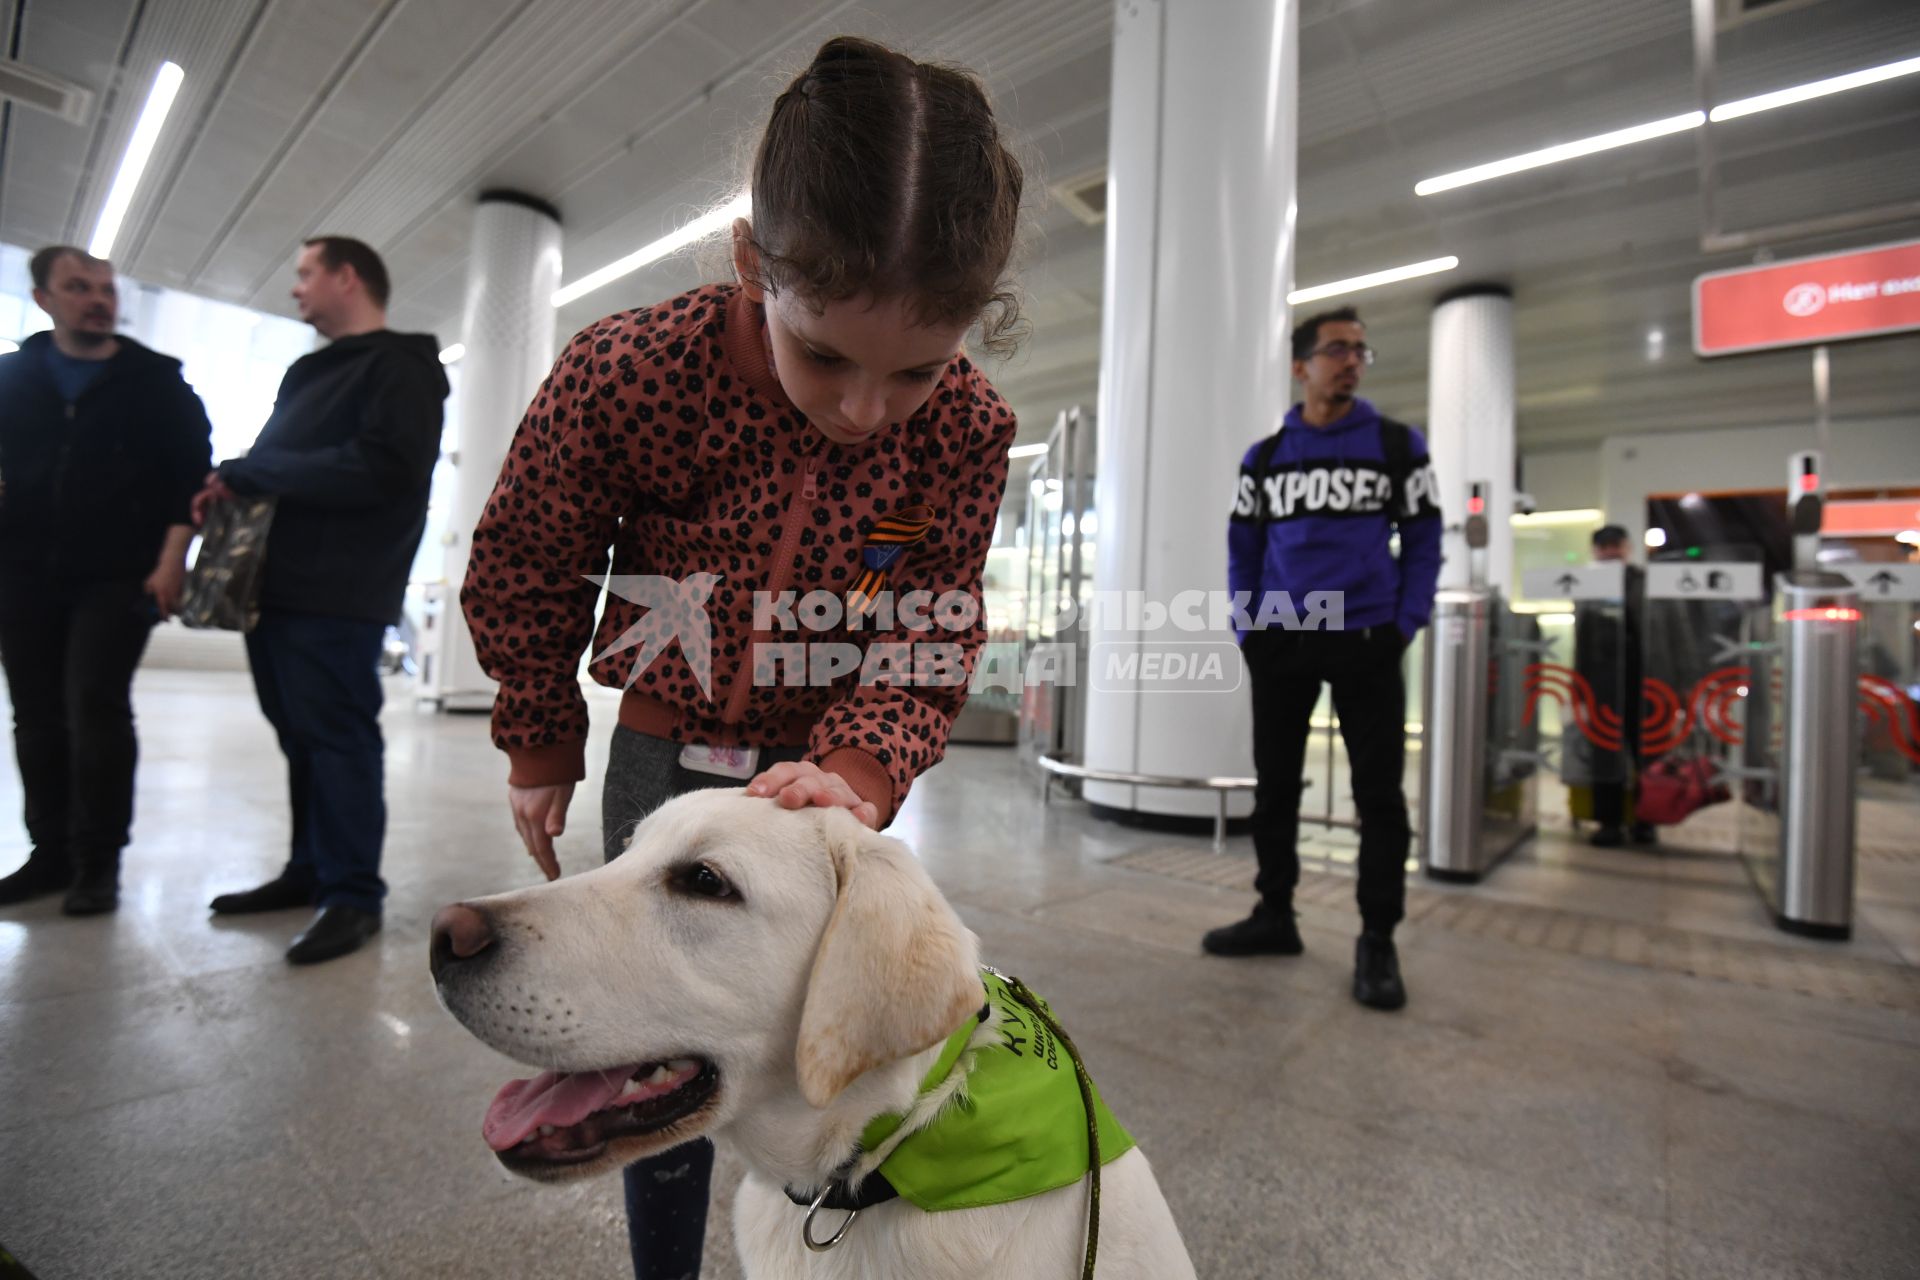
[1740,573,1861,939]
[1420,587,1538,880]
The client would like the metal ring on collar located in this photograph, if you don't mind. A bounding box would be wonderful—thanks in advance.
[803,1187,857,1252]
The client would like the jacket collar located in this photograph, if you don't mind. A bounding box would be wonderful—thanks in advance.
[1283,396,1379,433]
[721,287,793,409]
[6,330,179,396]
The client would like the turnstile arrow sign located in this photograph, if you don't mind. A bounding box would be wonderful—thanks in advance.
[1830,563,1920,602]
[1521,562,1624,601]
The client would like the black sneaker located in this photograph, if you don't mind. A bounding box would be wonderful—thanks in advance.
[286,906,381,965]
[1588,826,1625,849]
[1352,932,1407,1011]
[1202,903,1303,957]
[0,848,70,905]
[1629,822,1658,845]
[211,873,316,915]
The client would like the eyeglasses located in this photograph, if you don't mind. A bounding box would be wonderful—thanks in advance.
[1308,342,1376,365]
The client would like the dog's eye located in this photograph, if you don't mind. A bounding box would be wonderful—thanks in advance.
[671,862,736,901]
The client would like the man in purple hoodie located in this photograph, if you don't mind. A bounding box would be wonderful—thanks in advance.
[1203,306,1443,1012]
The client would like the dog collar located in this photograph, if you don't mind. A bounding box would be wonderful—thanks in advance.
[782,997,989,1213]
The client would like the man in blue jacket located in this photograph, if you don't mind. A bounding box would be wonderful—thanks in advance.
[1204,306,1442,1012]
[195,236,447,965]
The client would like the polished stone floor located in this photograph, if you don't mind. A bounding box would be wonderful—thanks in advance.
[1,668,1916,1279]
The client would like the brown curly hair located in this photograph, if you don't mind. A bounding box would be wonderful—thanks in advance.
[741,36,1026,356]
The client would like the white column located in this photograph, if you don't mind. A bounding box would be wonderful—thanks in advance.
[1427,285,1516,593]
[1081,0,1298,821]
[433,191,563,711]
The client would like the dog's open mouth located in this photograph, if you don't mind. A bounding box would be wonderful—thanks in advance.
[482,1057,719,1169]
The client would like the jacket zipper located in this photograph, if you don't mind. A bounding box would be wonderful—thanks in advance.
[721,445,821,725]
[47,403,79,576]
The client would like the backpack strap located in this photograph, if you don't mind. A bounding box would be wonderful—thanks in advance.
[1251,428,1284,524]
[1378,415,1414,520]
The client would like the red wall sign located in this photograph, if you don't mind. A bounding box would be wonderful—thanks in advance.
[1693,239,1920,357]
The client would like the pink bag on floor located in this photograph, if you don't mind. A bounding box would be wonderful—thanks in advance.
[1635,757,1729,826]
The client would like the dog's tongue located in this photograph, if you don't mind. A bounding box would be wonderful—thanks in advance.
[483,1067,634,1152]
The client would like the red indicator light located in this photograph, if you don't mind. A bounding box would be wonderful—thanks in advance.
[1468,496,1485,515]
[1799,474,1819,492]
[1783,607,1859,622]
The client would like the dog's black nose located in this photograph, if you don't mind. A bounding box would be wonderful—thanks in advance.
[430,903,496,980]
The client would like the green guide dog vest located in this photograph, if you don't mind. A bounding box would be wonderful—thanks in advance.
[857,970,1135,1212]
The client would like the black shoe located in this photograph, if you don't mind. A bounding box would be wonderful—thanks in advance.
[1629,822,1657,845]
[211,873,316,915]
[1588,826,1625,848]
[286,906,381,965]
[62,850,121,916]
[1202,903,1303,957]
[1353,932,1407,1011]
[0,848,70,905]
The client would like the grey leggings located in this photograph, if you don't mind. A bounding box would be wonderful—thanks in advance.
[602,727,806,1280]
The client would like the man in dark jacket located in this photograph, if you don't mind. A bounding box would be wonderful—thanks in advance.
[0,246,212,914]
[1578,525,1654,847]
[1203,306,1443,1012]
[197,236,448,964]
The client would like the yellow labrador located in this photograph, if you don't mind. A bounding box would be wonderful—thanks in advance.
[431,789,1196,1279]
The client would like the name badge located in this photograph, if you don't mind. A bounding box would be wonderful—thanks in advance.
[678,744,761,779]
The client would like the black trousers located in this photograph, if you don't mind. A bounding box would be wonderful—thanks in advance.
[244,610,389,912]
[601,728,808,1280]
[1246,626,1410,934]
[0,578,155,867]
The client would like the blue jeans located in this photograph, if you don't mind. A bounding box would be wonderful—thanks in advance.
[244,610,387,912]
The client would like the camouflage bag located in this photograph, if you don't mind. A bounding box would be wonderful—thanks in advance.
[179,497,276,633]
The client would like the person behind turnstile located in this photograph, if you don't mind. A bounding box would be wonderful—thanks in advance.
[1575,525,1655,847]
[1204,306,1443,1012]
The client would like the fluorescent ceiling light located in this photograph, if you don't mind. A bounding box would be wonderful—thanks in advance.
[1416,112,1702,196]
[1711,53,1920,122]
[438,343,465,365]
[553,191,751,307]
[1415,54,1920,197]
[1289,256,1459,305]
[1008,442,1049,459]
[88,61,184,259]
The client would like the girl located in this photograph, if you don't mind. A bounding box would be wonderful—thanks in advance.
[461,35,1024,1280]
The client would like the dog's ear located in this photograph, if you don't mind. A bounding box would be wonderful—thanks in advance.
[795,818,981,1108]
